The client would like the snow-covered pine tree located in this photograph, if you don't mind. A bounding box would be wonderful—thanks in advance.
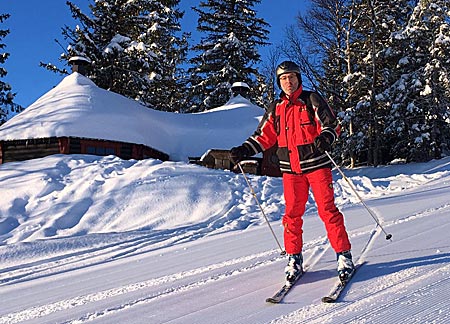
[135,0,189,112]
[384,0,450,162]
[188,0,270,111]
[340,0,416,166]
[0,12,14,125]
[41,0,189,112]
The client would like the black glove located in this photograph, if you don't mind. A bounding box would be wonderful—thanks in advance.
[314,133,333,153]
[229,144,250,164]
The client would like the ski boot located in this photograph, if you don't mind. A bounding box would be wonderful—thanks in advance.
[337,250,354,283]
[285,253,303,287]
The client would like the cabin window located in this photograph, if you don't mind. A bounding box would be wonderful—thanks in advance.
[86,145,115,156]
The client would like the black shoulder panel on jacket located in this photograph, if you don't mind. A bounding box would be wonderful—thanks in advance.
[304,91,339,132]
[299,90,316,125]
[299,90,324,107]
[309,91,326,108]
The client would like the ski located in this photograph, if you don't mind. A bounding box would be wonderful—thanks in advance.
[266,270,304,304]
[321,262,365,303]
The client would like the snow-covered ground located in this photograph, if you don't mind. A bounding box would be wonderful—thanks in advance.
[1,72,450,323]
[1,154,450,323]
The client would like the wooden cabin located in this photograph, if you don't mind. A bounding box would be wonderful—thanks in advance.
[0,136,168,164]
[0,66,273,176]
[0,71,172,164]
[189,145,281,178]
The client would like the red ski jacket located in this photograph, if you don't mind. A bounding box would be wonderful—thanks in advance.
[244,86,340,174]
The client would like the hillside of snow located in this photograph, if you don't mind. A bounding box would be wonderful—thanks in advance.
[1,154,450,323]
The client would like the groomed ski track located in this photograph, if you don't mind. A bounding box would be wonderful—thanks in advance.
[1,182,450,323]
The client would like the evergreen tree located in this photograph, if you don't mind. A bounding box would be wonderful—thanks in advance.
[384,0,450,161]
[0,13,15,125]
[340,0,415,166]
[188,0,270,111]
[42,0,189,112]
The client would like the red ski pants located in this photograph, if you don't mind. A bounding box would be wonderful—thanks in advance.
[282,168,351,255]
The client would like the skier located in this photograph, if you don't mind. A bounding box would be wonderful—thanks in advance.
[229,61,354,286]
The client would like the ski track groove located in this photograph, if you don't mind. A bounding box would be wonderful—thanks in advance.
[2,198,446,287]
[271,257,450,324]
[0,249,280,324]
[64,243,331,324]
[0,201,241,286]
[330,262,450,324]
[1,201,447,323]
[0,224,228,286]
[0,237,331,324]
[0,234,170,286]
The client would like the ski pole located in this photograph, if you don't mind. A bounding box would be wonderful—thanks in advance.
[324,151,393,241]
[236,162,286,255]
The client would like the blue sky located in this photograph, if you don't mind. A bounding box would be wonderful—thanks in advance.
[2,1,306,108]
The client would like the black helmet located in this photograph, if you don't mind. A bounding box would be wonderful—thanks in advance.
[276,61,302,87]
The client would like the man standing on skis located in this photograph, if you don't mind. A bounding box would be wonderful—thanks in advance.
[229,61,354,286]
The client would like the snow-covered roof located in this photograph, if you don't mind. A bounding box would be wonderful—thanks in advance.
[0,73,264,161]
[68,56,91,63]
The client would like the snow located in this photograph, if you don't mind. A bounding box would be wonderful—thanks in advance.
[420,84,433,96]
[1,75,450,323]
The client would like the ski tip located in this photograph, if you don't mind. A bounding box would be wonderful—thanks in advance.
[321,296,336,303]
